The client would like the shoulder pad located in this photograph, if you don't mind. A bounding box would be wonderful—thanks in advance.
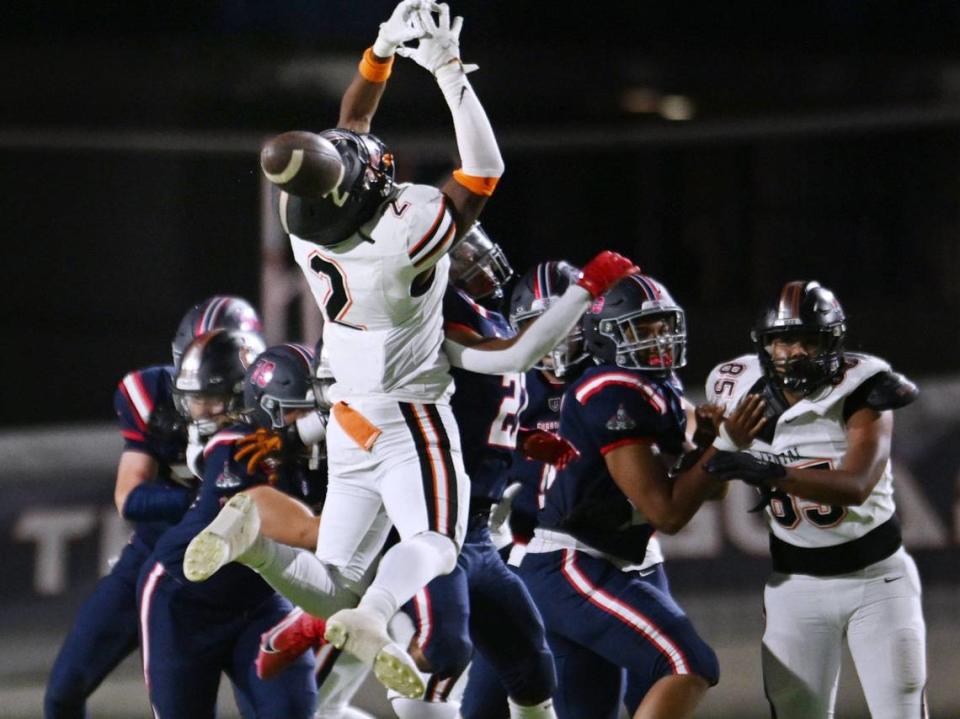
[573,370,669,415]
[399,184,456,269]
[704,355,762,408]
[202,426,252,459]
[864,371,919,411]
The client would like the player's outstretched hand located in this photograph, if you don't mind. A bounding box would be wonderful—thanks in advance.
[576,251,640,298]
[520,428,581,469]
[692,403,725,447]
[396,2,477,75]
[374,0,432,58]
[722,393,767,448]
[235,428,284,475]
[705,450,786,487]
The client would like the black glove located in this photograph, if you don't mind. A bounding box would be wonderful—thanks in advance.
[705,450,786,487]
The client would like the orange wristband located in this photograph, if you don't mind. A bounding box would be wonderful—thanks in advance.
[453,169,499,197]
[359,47,394,83]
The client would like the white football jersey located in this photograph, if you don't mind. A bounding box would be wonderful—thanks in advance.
[705,352,896,549]
[287,183,457,403]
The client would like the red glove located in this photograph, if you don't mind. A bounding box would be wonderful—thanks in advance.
[520,428,581,469]
[576,251,639,298]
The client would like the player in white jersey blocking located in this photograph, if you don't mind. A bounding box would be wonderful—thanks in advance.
[703,280,927,719]
[184,1,636,705]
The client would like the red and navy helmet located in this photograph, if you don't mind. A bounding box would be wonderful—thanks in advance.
[172,296,263,368]
[581,272,687,372]
[752,280,846,395]
[244,343,318,429]
[280,129,395,247]
[509,260,586,377]
[448,223,514,300]
[173,329,267,433]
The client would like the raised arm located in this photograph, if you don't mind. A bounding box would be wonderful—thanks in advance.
[444,252,638,374]
[337,0,428,132]
[397,3,504,236]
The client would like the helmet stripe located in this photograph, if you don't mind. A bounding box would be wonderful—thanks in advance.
[284,343,314,372]
[629,275,653,301]
[778,281,804,320]
[634,275,662,300]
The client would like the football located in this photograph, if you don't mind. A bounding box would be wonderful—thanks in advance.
[260,131,344,198]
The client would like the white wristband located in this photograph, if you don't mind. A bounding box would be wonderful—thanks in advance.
[372,36,396,58]
[295,411,327,447]
[711,423,740,452]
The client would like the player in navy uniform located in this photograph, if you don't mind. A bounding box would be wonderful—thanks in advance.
[519,272,734,719]
[457,261,585,719]
[139,336,319,719]
[501,261,588,565]
[43,296,262,719]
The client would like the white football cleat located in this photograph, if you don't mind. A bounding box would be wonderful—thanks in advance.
[325,607,425,699]
[184,492,261,582]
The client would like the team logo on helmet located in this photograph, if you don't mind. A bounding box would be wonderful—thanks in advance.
[250,359,276,388]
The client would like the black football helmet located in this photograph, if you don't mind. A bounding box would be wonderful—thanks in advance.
[509,260,587,377]
[171,296,263,368]
[448,223,514,301]
[581,272,687,371]
[280,129,395,247]
[244,344,318,429]
[752,280,846,395]
[173,329,267,435]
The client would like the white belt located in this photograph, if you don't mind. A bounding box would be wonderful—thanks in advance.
[525,528,661,573]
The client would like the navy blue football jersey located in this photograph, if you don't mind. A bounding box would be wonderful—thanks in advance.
[508,369,566,542]
[444,287,527,504]
[538,365,687,562]
[150,424,327,609]
[113,365,193,548]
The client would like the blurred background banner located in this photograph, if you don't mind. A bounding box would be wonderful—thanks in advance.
[2,381,957,605]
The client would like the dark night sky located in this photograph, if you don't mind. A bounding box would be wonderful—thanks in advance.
[4,1,960,424]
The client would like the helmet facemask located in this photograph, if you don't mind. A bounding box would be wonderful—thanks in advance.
[754,326,844,396]
[512,300,588,378]
[254,391,317,430]
[448,225,514,300]
[597,309,687,371]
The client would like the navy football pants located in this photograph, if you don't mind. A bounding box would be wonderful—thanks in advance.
[44,542,147,719]
[402,525,556,713]
[138,561,317,719]
[519,550,719,719]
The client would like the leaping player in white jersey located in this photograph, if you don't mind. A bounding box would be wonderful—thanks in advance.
[183,0,636,708]
[703,280,927,719]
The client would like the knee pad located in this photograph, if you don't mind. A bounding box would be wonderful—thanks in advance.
[415,531,458,576]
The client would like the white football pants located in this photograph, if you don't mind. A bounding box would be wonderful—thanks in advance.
[762,547,927,719]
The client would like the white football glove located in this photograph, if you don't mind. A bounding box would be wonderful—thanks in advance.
[373,0,431,58]
[396,2,478,75]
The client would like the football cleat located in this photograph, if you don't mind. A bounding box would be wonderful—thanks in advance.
[256,607,328,680]
[183,492,261,582]
[325,607,425,699]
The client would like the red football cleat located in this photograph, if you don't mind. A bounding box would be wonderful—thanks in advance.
[256,607,328,680]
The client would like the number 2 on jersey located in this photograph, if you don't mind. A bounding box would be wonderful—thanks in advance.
[308,252,361,329]
[488,374,528,449]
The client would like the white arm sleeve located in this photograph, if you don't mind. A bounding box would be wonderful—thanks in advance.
[436,63,504,178]
[445,285,591,375]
